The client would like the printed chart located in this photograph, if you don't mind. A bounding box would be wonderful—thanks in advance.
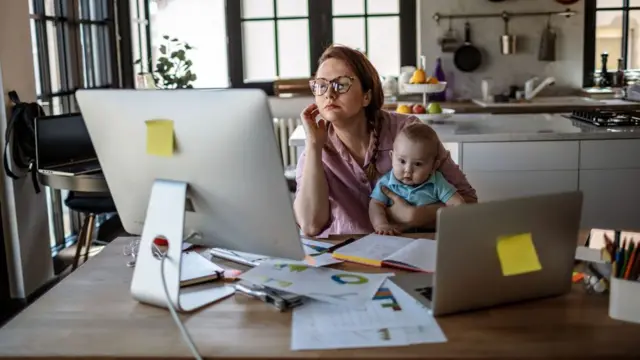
[291,279,447,350]
[239,262,390,306]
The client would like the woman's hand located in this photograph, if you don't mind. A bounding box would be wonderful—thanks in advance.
[381,186,443,229]
[300,104,328,151]
[381,186,416,226]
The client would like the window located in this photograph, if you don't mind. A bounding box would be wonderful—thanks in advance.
[29,0,118,249]
[226,0,416,94]
[585,0,640,85]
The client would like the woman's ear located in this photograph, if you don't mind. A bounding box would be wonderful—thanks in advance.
[389,150,394,159]
[363,90,372,107]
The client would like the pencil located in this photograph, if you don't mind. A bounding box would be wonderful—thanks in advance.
[624,245,637,279]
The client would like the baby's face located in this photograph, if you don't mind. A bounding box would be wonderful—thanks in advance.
[391,135,436,186]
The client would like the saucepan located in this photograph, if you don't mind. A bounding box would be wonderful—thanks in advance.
[454,21,482,72]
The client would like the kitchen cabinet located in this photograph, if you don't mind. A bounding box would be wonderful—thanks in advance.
[461,141,579,171]
[578,139,640,230]
[579,169,640,231]
[464,171,578,202]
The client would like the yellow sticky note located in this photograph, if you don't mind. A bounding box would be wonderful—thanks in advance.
[496,233,542,276]
[145,119,174,157]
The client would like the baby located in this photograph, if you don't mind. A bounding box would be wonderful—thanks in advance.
[369,122,465,235]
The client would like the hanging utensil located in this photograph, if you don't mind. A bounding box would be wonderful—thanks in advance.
[500,14,516,55]
[454,21,482,72]
[538,15,557,61]
[439,18,459,53]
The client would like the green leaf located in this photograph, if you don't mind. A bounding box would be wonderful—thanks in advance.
[186,84,193,89]
[171,38,178,42]
[159,45,167,55]
[176,50,186,61]
[185,44,193,50]
[185,60,193,67]
[163,35,170,40]
[190,73,197,81]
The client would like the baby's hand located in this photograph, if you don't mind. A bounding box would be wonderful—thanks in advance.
[374,224,401,236]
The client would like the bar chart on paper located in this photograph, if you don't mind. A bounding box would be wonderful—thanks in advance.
[291,280,447,350]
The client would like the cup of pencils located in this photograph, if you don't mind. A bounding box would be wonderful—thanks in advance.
[606,231,640,324]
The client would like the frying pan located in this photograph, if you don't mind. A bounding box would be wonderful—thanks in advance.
[454,22,482,72]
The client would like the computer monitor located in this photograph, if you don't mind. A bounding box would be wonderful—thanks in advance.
[74,89,305,262]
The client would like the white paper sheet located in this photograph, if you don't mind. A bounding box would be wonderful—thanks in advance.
[384,239,437,272]
[291,279,447,350]
[239,262,390,306]
[301,238,344,267]
[334,234,416,262]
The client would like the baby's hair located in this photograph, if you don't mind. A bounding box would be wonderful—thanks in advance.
[397,122,440,156]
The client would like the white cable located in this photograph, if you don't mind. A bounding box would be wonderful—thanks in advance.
[160,254,203,360]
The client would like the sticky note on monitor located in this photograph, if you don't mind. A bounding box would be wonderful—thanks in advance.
[496,233,542,276]
[145,119,174,157]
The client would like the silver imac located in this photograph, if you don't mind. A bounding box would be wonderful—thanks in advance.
[75,88,304,311]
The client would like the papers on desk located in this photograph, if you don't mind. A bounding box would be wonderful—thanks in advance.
[291,279,447,350]
[239,262,390,306]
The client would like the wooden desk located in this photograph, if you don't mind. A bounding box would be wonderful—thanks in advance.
[0,234,638,359]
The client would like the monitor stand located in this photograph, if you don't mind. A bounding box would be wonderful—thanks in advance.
[130,179,235,312]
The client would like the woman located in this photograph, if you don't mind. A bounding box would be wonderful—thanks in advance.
[294,45,477,237]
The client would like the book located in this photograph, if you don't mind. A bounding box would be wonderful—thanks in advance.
[331,234,437,272]
[180,251,240,287]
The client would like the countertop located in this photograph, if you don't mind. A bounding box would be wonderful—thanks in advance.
[289,113,640,145]
[381,98,640,114]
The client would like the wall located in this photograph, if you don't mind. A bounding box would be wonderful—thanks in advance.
[0,1,54,299]
[418,0,584,100]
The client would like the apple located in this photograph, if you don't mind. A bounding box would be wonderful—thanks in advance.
[428,102,443,114]
[412,104,427,114]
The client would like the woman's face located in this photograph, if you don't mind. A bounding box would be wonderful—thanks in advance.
[313,58,370,124]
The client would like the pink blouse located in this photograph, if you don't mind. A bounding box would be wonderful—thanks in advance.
[295,110,477,237]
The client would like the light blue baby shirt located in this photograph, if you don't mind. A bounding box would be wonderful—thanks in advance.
[370,170,456,206]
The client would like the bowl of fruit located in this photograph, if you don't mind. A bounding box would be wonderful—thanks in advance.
[403,66,447,94]
[395,102,455,123]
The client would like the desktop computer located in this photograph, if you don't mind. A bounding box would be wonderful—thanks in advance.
[75,88,305,312]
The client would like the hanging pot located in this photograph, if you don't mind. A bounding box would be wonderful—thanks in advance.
[500,15,516,55]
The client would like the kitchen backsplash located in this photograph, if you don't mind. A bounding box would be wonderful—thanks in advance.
[418,0,584,100]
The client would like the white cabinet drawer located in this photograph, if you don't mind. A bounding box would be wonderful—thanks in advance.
[579,169,640,230]
[462,141,579,171]
[465,171,579,203]
[580,140,640,169]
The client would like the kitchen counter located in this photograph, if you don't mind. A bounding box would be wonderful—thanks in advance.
[382,99,640,114]
[289,113,640,145]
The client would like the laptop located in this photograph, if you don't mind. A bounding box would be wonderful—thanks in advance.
[35,113,101,176]
[390,191,583,317]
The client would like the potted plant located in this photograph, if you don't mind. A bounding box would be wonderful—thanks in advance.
[135,35,197,89]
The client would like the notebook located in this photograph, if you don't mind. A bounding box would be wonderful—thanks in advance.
[331,234,437,272]
[180,251,240,287]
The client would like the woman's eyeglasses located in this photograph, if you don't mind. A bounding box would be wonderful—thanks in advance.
[309,76,354,96]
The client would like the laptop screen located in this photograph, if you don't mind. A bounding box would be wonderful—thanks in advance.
[36,113,97,169]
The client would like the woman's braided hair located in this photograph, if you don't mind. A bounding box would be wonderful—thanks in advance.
[317,45,385,182]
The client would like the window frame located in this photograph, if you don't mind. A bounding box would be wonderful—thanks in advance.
[29,0,120,251]
[225,0,417,95]
[584,0,640,86]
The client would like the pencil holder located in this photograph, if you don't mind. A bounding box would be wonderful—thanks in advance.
[609,277,640,324]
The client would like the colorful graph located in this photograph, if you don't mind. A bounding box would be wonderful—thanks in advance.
[273,264,308,272]
[331,274,369,285]
[373,287,402,311]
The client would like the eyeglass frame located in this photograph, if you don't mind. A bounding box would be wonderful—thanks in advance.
[309,75,356,96]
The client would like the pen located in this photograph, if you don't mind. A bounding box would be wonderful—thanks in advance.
[326,237,356,253]
[624,240,637,280]
[614,230,621,253]
[628,246,640,281]
[614,249,624,278]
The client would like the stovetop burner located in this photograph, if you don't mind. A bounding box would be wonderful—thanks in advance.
[566,110,640,127]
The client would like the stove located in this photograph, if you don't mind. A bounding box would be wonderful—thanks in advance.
[565,110,640,127]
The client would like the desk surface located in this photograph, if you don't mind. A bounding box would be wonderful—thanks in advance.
[0,234,638,359]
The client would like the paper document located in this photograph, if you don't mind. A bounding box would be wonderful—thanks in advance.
[239,262,390,306]
[291,279,447,350]
[301,238,344,267]
[333,234,437,272]
[209,237,343,267]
